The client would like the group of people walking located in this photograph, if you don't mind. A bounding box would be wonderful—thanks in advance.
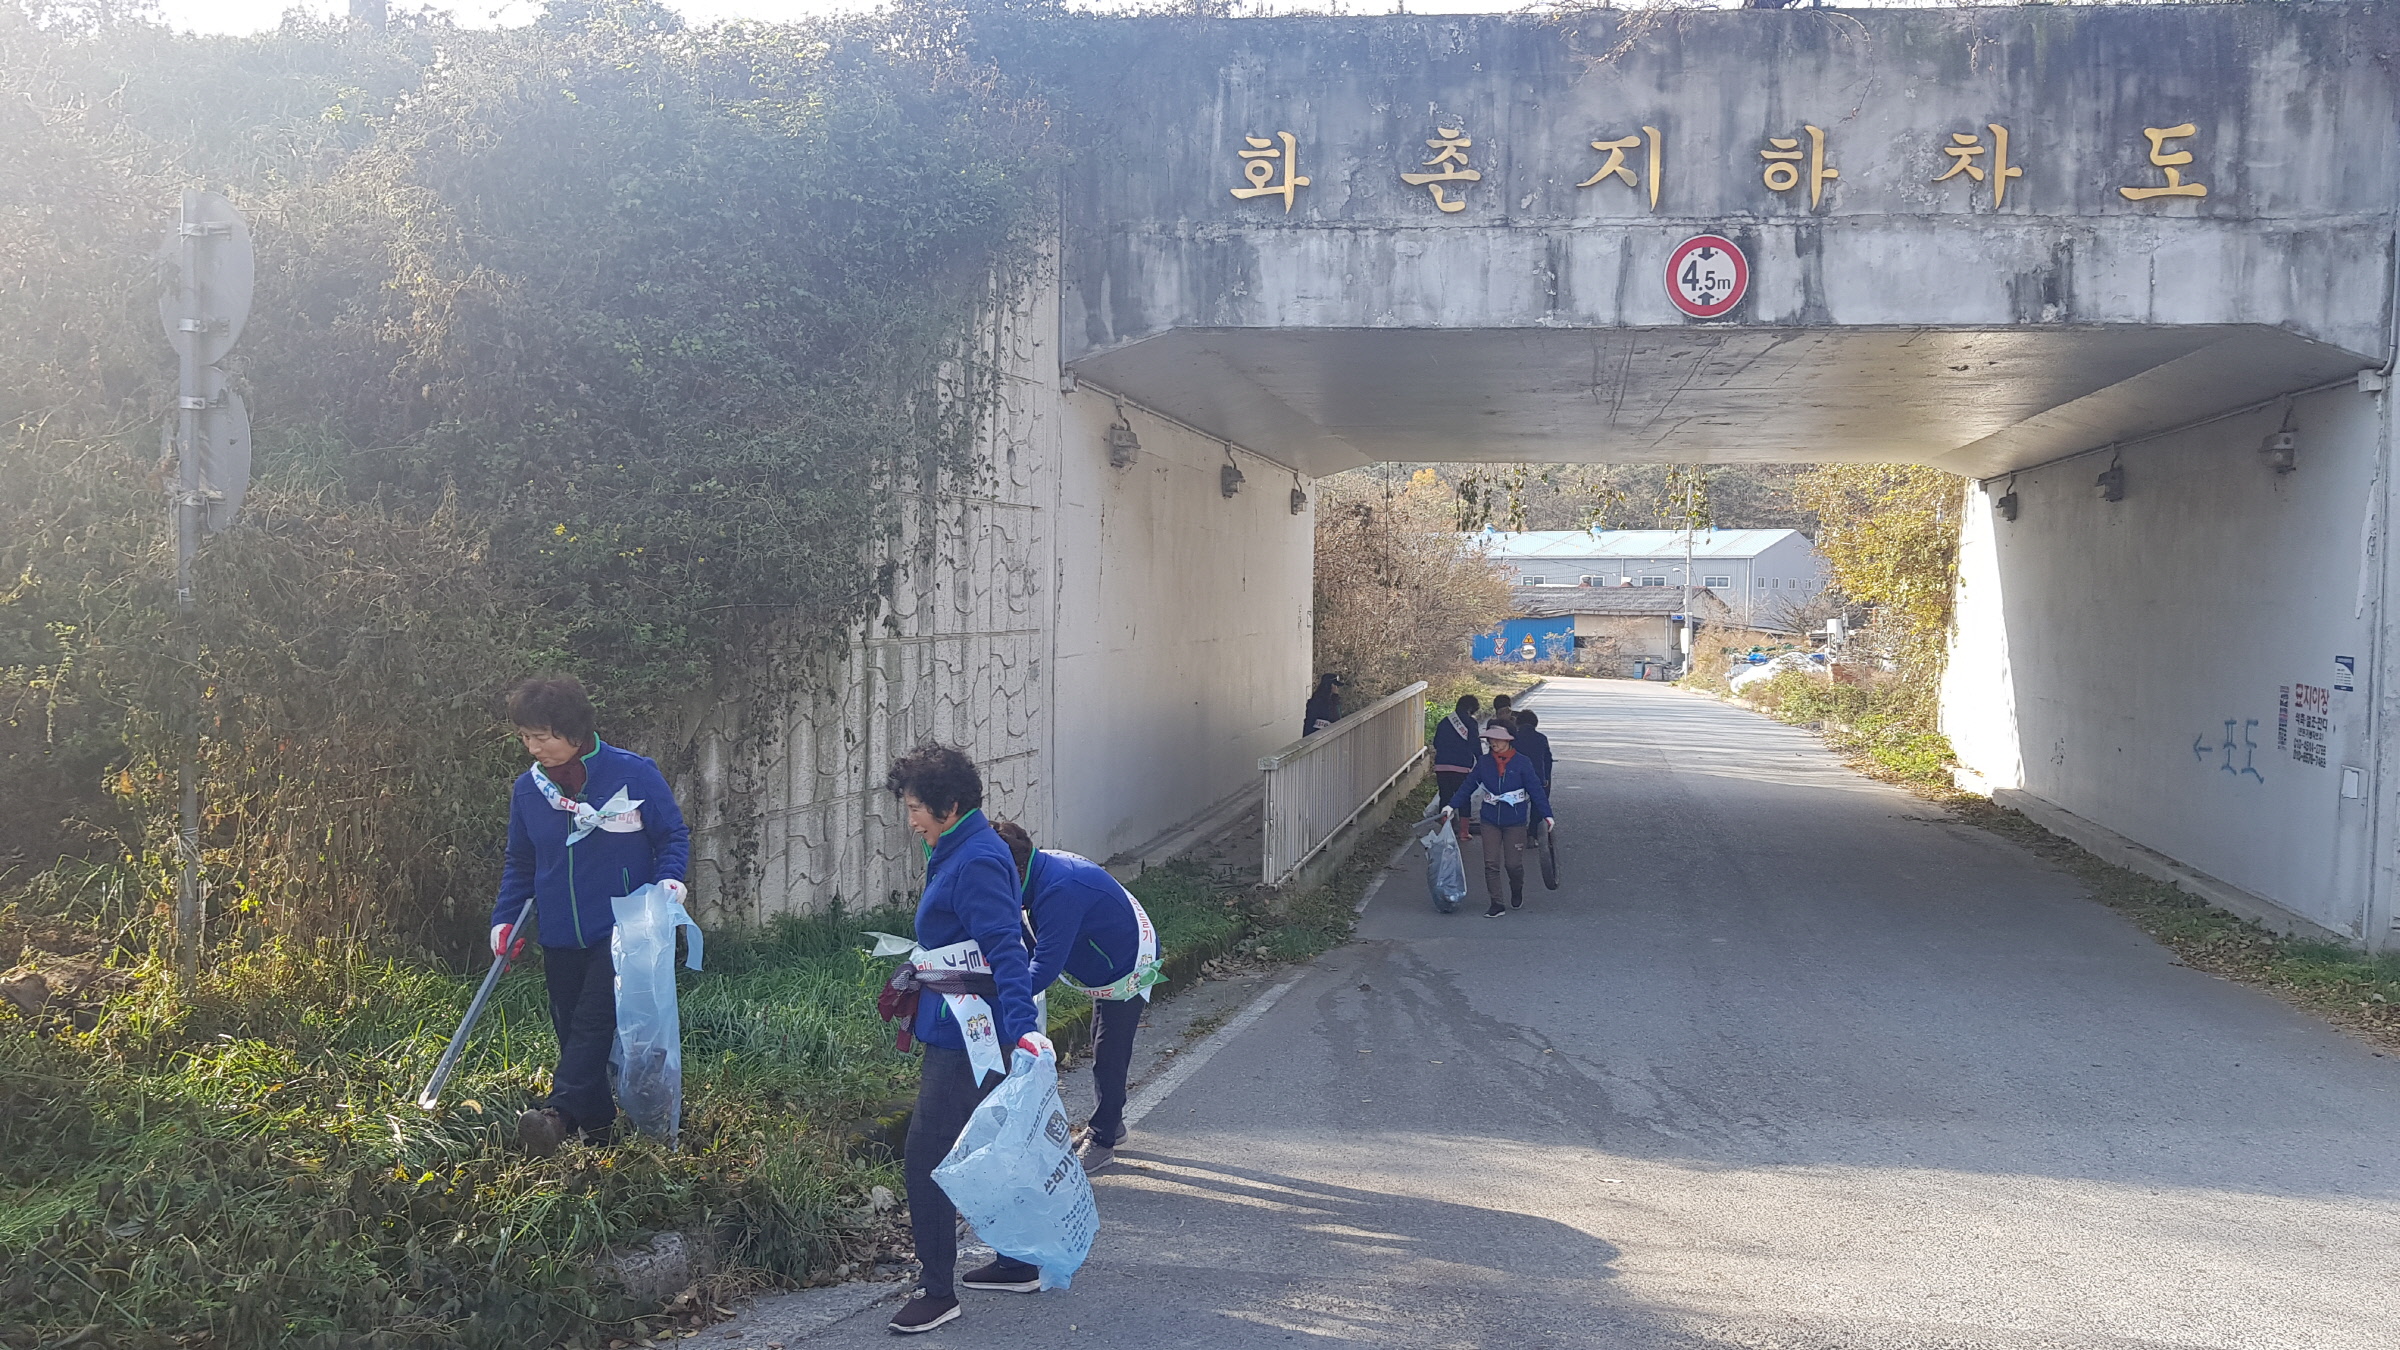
[1431,692,1557,917]
[485,676,1160,1337]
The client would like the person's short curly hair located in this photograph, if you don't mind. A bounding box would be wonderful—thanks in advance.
[884,743,984,819]
[990,819,1034,878]
[506,676,596,746]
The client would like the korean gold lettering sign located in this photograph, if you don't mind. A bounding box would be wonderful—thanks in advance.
[2121,123,2207,200]
[1402,127,1481,212]
[1933,124,2024,207]
[1761,125,1839,207]
[1230,132,1311,212]
[1577,126,1663,209]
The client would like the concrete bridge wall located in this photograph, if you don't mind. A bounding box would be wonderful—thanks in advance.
[683,259,1314,920]
[1944,380,2398,946]
[1055,7,2396,475]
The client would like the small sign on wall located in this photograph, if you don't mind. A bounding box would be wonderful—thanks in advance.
[2333,655,2356,692]
[2291,682,2332,768]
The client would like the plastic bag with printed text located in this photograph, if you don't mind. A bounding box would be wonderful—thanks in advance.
[931,1047,1099,1290]
[610,882,703,1146]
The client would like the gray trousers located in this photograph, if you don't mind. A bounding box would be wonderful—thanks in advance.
[1477,821,1528,906]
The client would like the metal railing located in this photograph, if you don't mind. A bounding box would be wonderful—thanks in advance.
[1259,680,1428,886]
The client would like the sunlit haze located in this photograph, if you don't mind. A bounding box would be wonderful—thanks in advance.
[151,0,1637,38]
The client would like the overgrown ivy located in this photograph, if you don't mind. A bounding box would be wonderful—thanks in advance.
[1,0,1056,954]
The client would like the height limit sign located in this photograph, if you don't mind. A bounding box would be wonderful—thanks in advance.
[1666,234,1748,319]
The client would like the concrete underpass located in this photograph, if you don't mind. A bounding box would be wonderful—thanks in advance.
[693,10,2400,1342]
[1034,5,2400,950]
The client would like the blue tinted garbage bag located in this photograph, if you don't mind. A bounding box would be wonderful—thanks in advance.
[1422,820,1467,913]
[610,882,702,1146]
[930,1047,1099,1290]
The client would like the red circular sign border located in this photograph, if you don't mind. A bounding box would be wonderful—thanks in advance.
[1665,234,1749,320]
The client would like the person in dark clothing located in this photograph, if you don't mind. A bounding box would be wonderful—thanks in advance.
[1442,722,1554,917]
[881,745,1049,1336]
[491,675,691,1158]
[1514,709,1555,790]
[1515,708,1558,855]
[1303,672,1343,735]
[990,820,1161,1186]
[1486,692,1518,731]
[1430,694,1482,839]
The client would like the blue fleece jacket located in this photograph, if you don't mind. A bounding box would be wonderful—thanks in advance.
[911,809,1040,1054]
[1515,727,1556,789]
[1022,849,1143,991]
[1447,749,1554,828]
[492,740,691,950]
[1430,710,1481,773]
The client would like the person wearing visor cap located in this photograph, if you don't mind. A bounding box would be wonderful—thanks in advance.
[1441,720,1554,918]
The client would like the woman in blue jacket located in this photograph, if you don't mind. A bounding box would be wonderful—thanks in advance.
[990,820,1160,1180]
[489,676,690,1156]
[882,745,1048,1336]
[1442,722,1554,917]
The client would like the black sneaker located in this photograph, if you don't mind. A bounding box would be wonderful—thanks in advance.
[1510,889,1523,909]
[961,1257,1042,1292]
[888,1289,961,1334]
[1485,903,1506,918]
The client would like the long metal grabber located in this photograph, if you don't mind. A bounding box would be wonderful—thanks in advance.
[416,922,528,1110]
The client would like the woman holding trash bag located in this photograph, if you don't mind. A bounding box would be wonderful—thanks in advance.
[1442,722,1553,918]
[990,820,1162,1178]
[880,745,1049,1336]
[489,675,691,1157]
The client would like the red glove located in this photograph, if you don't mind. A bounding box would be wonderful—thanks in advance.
[489,923,527,961]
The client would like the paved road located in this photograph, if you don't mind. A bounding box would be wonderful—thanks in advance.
[796,678,2400,1348]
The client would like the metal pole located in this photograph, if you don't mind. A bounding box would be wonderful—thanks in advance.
[175,190,202,985]
[1681,471,1695,673]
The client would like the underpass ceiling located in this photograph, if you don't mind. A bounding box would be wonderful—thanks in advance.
[1067,324,2372,480]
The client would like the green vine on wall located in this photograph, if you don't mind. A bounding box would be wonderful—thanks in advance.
[0,0,1054,956]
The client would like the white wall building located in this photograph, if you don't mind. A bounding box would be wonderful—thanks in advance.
[1475,528,1829,632]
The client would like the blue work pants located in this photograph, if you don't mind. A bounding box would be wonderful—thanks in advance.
[542,941,619,1137]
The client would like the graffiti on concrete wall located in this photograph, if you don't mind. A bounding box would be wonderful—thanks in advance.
[2193,718,2266,783]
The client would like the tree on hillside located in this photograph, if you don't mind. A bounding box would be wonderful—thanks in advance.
[1792,464,1965,721]
[1313,469,1513,701]
[1350,462,1821,533]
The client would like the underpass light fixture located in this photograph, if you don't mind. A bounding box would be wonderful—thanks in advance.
[2260,429,2299,474]
[1221,442,1246,498]
[1106,401,1140,469]
[2094,450,2125,503]
[1996,474,2019,522]
[1289,470,1308,515]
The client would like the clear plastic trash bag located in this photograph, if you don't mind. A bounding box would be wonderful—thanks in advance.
[931,1047,1099,1290]
[1422,819,1468,913]
[610,882,702,1146]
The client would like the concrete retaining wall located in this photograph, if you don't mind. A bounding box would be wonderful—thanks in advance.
[1944,376,2397,947]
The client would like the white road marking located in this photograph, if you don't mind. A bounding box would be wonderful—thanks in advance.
[1120,968,1308,1132]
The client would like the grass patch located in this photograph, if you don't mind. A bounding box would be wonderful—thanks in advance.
[0,858,1285,1350]
[0,910,928,1350]
[1951,798,2400,1050]
[1720,669,1958,787]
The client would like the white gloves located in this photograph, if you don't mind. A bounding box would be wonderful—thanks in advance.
[1016,1030,1055,1064]
[660,877,688,905]
[1441,806,1455,820]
